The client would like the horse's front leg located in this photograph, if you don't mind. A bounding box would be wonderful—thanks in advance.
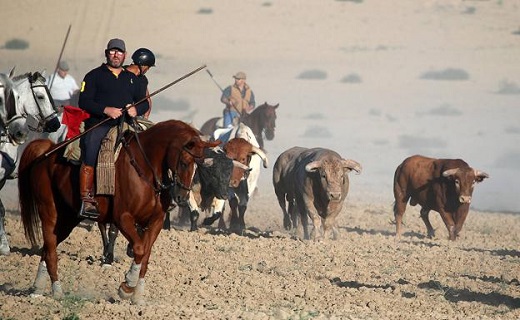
[118,210,164,305]
[0,199,11,256]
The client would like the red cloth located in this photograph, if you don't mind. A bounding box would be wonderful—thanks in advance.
[62,105,90,140]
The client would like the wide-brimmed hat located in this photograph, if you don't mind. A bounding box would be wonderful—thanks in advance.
[58,60,69,71]
[233,71,246,80]
[106,38,126,51]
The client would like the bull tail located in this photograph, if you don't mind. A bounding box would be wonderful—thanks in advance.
[18,139,54,247]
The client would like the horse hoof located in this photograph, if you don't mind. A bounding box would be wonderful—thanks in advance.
[52,281,64,299]
[118,282,135,300]
[0,246,10,256]
[0,236,10,256]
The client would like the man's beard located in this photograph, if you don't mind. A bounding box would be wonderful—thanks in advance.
[107,57,123,68]
[107,60,122,68]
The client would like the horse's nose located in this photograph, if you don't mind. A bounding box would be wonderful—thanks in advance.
[44,117,61,133]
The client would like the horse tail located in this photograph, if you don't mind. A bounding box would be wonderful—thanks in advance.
[18,139,54,247]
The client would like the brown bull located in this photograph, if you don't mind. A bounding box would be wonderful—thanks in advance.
[393,155,489,241]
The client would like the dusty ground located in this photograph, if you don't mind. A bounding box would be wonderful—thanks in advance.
[1,0,519,319]
[1,194,519,319]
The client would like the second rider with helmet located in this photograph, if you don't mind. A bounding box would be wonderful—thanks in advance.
[125,48,156,119]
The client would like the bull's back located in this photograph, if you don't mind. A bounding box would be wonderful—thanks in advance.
[394,155,437,200]
[272,147,307,192]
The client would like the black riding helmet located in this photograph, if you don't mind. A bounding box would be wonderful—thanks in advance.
[131,48,156,67]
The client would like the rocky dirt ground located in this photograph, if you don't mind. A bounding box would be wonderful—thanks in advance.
[0,192,519,319]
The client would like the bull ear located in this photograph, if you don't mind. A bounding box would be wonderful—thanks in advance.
[475,170,489,183]
[305,161,321,172]
[342,159,362,174]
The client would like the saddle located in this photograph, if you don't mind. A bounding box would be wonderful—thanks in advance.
[63,117,155,195]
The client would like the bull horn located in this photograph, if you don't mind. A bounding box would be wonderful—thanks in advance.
[343,159,362,174]
[202,158,214,167]
[442,168,459,177]
[251,146,268,168]
[233,160,250,171]
[8,66,15,78]
[305,160,321,172]
[475,169,489,182]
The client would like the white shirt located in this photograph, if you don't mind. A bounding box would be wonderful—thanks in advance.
[46,73,79,101]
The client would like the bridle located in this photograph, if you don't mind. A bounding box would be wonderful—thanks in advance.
[0,82,26,145]
[24,73,58,132]
[123,125,196,194]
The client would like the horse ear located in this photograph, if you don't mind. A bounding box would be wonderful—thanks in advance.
[8,66,16,78]
[41,69,47,77]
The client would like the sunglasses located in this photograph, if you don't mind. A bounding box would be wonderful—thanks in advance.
[108,49,125,56]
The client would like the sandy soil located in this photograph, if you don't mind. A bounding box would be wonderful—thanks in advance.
[1,199,519,319]
[1,0,519,319]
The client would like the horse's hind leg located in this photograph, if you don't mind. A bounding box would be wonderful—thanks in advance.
[43,216,78,299]
[100,223,119,266]
[0,199,10,256]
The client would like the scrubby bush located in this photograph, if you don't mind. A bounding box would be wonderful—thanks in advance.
[3,38,29,50]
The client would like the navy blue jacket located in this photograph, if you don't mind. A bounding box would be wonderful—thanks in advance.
[78,64,149,129]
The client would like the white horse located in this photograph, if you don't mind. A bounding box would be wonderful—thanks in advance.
[0,70,60,255]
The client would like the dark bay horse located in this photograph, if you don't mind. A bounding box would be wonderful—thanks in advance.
[200,102,278,149]
[18,119,220,305]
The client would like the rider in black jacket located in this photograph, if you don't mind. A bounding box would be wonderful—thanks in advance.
[77,38,149,219]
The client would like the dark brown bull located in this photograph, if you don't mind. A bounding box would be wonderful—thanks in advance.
[393,155,489,241]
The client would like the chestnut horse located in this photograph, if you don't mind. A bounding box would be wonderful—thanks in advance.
[200,102,278,149]
[18,119,220,305]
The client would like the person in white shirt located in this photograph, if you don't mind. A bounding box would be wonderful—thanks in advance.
[45,60,79,142]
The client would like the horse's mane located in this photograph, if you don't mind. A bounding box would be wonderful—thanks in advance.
[11,72,31,82]
[141,119,199,143]
[0,73,18,119]
[251,102,267,114]
[12,72,44,83]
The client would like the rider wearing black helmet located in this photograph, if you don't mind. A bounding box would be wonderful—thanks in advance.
[126,47,156,118]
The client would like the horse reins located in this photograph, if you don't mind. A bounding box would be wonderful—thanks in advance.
[123,122,192,194]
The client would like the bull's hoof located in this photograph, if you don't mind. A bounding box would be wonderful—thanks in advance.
[283,217,292,231]
[203,212,221,226]
[118,282,135,300]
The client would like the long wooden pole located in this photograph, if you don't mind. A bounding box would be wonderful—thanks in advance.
[43,64,207,157]
[49,24,72,90]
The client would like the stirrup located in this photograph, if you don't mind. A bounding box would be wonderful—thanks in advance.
[78,200,99,220]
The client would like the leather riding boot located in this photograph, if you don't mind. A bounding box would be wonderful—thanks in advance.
[79,164,99,220]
